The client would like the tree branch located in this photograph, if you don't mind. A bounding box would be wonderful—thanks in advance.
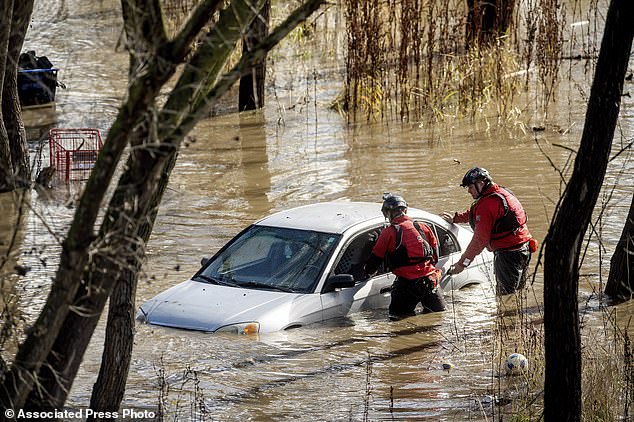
[164,0,224,62]
[173,0,329,136]
[161,0,266,132]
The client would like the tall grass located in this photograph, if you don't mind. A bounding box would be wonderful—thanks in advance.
[344,0,386,123]
[483,286,634,421]
[343,0,579,125]
[580,311,634,421]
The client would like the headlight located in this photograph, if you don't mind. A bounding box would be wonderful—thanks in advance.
[215,322,260,335]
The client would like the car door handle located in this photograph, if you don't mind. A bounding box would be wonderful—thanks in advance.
[380,286,392,294]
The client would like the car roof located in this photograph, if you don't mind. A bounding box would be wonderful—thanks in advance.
[254,201,442,234]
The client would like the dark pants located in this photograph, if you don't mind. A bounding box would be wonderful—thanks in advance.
[494,243,531,295]
[389,276,446,319]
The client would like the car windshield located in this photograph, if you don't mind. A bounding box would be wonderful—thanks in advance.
[197,225,340,293]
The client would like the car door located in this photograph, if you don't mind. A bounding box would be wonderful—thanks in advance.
[417,220,459,268]
[420,220,477,290]
[320,226,395,320]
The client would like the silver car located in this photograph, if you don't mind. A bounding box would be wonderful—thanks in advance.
[136,201,493,334]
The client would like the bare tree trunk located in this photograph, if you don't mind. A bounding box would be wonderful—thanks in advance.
[239,0,270,111]
[0,0,33,192]
[88,270,138,414]
[87,152,172,419]
[466,0,515,47]
[0,0,16,192]
[543,0,634,420]
[3,0,33,188]
[605,194,634,300]
[0,190,30,376]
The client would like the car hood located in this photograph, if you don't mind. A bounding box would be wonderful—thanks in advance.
[137,279,316,332]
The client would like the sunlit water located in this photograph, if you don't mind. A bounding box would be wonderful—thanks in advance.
[1,0,633,419]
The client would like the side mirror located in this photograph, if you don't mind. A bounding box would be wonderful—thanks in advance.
[322,274,355,293]
[201,257,210,266]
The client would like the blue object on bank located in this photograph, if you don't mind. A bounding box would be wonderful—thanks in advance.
[18,68,59,106]
[17,51,59,107]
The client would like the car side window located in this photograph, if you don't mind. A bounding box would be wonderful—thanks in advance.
[422,222,460,257]
[333,227,383,281]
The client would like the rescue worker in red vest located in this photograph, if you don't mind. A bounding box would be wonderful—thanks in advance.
[442,167,534,295]
[365,193,446,320]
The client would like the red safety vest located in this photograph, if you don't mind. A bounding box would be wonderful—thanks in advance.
[371,215,439,280]
[470,187,526,238]
[388,221,435,268]
[468,184,531,250]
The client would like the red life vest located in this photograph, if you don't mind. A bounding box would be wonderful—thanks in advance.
[469,185,528,240]
[387,221,435,269]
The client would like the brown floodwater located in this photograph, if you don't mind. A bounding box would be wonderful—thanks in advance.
[1,0,633,419]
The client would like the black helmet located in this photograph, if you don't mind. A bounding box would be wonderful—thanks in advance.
[460,167,492,187]
[381,193,407,218]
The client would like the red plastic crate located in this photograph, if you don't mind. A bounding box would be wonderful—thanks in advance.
[49,128,103,181]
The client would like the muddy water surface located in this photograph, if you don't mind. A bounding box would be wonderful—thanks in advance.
[2,0,633,420]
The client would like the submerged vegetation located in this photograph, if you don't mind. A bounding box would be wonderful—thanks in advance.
[487,290,634,420]
[342,0,579,125]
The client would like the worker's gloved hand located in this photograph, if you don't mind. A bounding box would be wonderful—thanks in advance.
[450,262,465,275]
[441,212,455,223]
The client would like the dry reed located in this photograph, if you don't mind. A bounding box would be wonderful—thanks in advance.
[342,0,581,126]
